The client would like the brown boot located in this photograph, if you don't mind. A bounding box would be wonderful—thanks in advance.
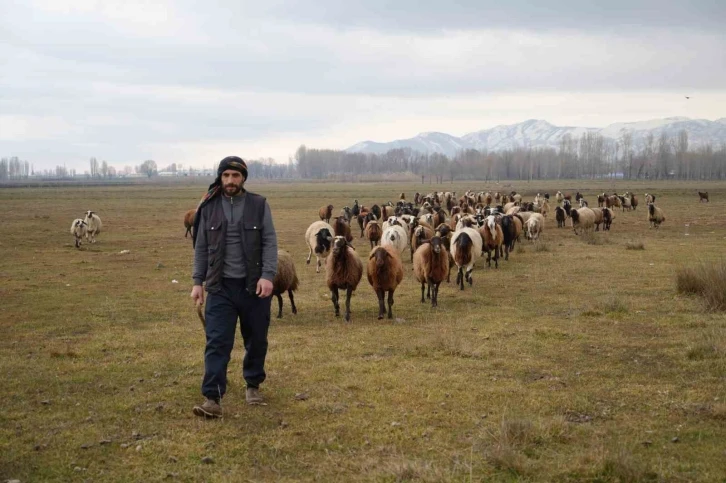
[245,387,266,405]
[193,398,222,418]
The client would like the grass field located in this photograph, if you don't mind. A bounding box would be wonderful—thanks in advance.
[2,179,726,482]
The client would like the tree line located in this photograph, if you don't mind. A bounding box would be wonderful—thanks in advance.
[4,129,725,181]
[294,129,726,181]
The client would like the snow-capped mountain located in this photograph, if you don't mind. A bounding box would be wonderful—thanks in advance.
[345,118,726,156]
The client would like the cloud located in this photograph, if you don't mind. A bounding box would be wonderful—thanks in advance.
[1,0,724,171]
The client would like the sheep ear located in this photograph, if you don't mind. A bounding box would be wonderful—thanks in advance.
[369,251,377,259]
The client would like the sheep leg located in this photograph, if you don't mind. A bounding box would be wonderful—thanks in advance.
[457,267,464,291]
[387,289,394,319]
[376,289,386,320]
[494,248,499,269]
[331,287,340,317]
[425,278,432,299]
[276,293,284,318]
[307,247,312,265]
[466,268,473,286]
[420,282,426,303]
[288,290,297,315]
[431,282,439,308]
[486,249,491,267]
[344,287,353,322]
[504,244,509,260]
[316,257,321,273]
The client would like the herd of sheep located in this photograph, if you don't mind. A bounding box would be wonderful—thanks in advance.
[68,187,678,322]
[294,189,672,322]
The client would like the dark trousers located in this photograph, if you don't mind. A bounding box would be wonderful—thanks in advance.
[202,278,271,400]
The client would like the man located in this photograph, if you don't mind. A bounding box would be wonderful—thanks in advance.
[190,156,278,418]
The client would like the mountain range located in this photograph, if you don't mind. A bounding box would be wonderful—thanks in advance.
[345,117,726,156]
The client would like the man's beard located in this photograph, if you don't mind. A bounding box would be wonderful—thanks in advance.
[224,184,242,196]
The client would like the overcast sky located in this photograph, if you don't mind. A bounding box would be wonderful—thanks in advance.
[2,0,725,172]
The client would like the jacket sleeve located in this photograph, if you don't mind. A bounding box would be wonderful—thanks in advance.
[260,201,278,282]
[192,209,208,286]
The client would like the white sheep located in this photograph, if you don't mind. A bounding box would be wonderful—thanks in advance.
[525,213,545,241]
[305,220,335,273]
[70,219,87,249]
[451,227,483,290]
[83,211,102,243]
[381,225,408,256]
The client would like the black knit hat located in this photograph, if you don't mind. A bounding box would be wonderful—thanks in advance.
[217,156,248,179]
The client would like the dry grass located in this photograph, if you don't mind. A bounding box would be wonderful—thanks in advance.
[2,179,726,482]
[676,260,726,311]
[625,240,645,250]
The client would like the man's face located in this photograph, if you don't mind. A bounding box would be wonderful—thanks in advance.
[221,169,245,196]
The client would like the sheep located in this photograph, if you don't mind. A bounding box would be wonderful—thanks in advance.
[381,225,408,257]
[597,193,606,207]
[555,191,564,204]
[525,213,544,241]
[413,236,449,307]
[326,236,364,322]
[630,193,638,210]
[455,214,477,230]
[184,209,196,239]
[357,208,374,238]
[70,218,87,249]
[273,250,299,318]
[698,191,709,202]
[451,227,483,290]
[434,223,455,282]
[517,211,533,223]
[366,245,404,320]
[399,192,406,201]
[601,207,614,231]
[644,193,655,204]
[352,199,360,217]
[333,216,353,242]
[371,204,382,220]
[579,198,589,208]
[479,215,504,268]
[570,207,596,235]
[648,203,665,229]
[305,221,335,273]
[575,191,583,201]
[555,206,566,228]
[512,193,522,203]
[432,206,446,227]
[503,201,518,212]
[364,220,382,249]
[592,207,605,231]
[535,199,550,218]
[383,216,410,240]
[410,224,434,262]
[562,199,572,218]
[319,204,334,223]
[499,215,518,260]
[341,206,353,222]
[83,211,102,243]
[619,194,632,211]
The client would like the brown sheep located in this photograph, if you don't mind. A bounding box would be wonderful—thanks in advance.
[319,204,334,224]
[326,236,363,322]
[333,216,353,242]
[413,236,449,307]
[184,209,196,239]
[366,246,404,320]
[364,220,382,249]
[357,207,372,237]
[434,223,454,282]
[479,215,504,268]
[698,191,709,202]
[648,204,665,228]
[410,224,434,263]
[273,250,299,318]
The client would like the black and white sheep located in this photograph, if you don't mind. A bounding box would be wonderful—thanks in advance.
[305,221,335,273]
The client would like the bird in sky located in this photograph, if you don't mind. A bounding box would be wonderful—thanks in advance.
[685,96,691,99]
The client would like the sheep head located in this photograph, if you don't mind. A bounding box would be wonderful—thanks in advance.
[369,247,389,267]
[332,236,349,255]
[315,228,333,254]
[430,236,443,254]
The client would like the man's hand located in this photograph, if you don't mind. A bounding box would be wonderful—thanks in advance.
[256,278,273,298]
[191,285,204,306]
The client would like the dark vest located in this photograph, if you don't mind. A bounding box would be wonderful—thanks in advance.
[202,191,266,294]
